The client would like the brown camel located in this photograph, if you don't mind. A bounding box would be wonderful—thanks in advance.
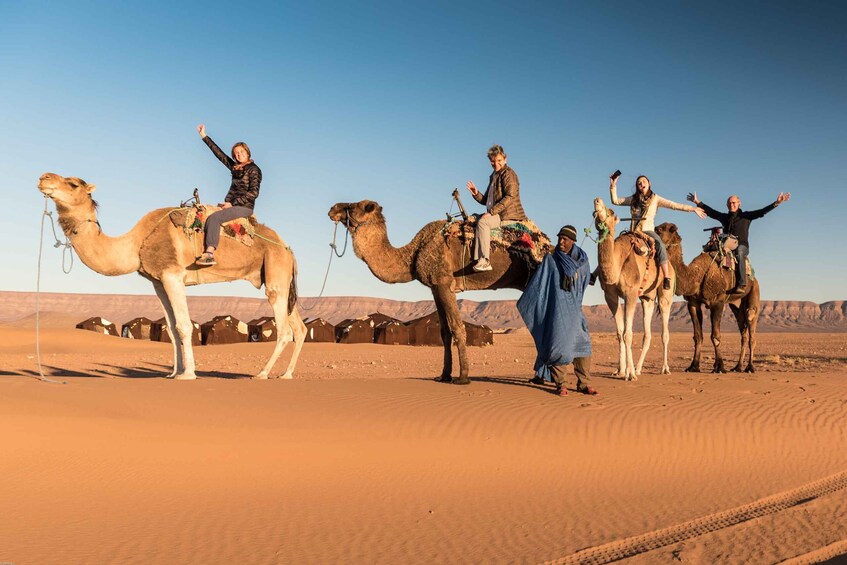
[328,200,532,384]
[655,222,760,373]
[38,172,306,380]
[593,197,674,380]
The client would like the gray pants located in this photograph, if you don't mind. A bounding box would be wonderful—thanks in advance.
[735,244,749,287]
[549,356,592,390]
[203,206,253,249]
[473,213,501,261]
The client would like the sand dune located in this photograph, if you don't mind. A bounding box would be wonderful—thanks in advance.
[1,321,846,563]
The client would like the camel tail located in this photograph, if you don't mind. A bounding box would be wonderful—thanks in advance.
[288,259,298,314]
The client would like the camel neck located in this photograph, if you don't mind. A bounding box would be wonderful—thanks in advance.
[597,228,625,286]
[351,222,415,284]
[61,211,142,276]
[665,242,696,295]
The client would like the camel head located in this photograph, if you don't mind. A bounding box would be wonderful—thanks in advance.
[655,222,681,247]
[38,172,97,212]
[593,197,618,237]
[328,200,385,232]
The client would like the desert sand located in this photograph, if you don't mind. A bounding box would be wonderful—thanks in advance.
[2,314,847,564]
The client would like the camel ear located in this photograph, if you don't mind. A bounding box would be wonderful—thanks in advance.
[86,183,97,194]
[670,225,677,233]
[364,202,376,214]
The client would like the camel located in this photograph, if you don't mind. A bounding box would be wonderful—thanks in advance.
[593,197,674,380]
[328,200,532,384]
[38,172,306,380]
[655,222,760,373]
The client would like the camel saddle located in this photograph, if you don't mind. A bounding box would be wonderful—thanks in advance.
[443,217,552,265]
[622,230,656,258]
[168,205,258,247]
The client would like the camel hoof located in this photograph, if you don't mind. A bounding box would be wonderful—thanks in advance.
[173,373,197,381]
[451,377,471,385]
[662,367,671,375]
[434,376,452,383]
[744,365,756,373]
[278,372,294,380]
[252,373,269,380]
[685,366,700,373]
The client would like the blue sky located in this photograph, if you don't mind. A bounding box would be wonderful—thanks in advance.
[2,1,845,306]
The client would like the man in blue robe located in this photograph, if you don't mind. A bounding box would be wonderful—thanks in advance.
[517,225,598,396]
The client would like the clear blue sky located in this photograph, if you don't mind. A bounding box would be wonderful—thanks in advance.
[2,1,845,306]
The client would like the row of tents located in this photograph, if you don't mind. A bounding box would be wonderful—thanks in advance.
[75,311,494,347]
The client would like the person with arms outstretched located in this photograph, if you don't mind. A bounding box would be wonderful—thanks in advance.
[688,191,791,293]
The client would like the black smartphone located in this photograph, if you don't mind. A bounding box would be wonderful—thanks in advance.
[611,170,622,180]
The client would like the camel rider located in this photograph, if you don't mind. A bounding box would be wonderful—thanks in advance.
[195,124,262,267]
[605,173,706,290]
[465,144,528,272]
[688,191,791,293]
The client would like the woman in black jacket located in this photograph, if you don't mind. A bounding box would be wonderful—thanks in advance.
[195,123,262,266]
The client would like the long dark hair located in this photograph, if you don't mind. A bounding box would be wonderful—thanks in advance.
[631,175,654,202]
[630,175,653,218]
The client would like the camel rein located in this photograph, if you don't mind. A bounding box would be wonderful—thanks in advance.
[34,197,70,384]
[299,220,350,312]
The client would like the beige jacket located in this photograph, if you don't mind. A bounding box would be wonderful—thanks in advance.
[610,185,696,232]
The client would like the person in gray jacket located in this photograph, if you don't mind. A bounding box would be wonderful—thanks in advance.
[465,145,528,272]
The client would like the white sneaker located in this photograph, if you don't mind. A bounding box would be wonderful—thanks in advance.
[473,258,493,272]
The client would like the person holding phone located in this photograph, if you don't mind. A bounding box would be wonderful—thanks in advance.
[465,144,528,272]
[604,172,706,290]
[195,124,262,266]
[687,191,790,293]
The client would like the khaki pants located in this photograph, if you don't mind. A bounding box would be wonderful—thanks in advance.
[473,213,501,261]
[549,356,592,391]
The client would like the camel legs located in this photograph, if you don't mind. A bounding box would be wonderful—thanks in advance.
[160,273,198,380]
[278,306,306,379]
[605,294,627,378]
[254,282,306,379]
[657,288,673,374]
[709,304,727,373]
[152,279,180,378]
[433,296,453,382]
[432,285,470,385]
[685,300,704,373]
[635,297,655,377]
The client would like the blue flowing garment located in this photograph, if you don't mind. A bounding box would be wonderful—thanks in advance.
[517,245,593,380]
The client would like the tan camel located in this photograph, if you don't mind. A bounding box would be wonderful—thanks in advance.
[38,172,306,380]
[655,222,760,373]
[328,200,532,384]
[593,197,674,380]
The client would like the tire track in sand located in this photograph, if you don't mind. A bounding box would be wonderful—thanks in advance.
[545,469,847,565]
[779,540,847,565]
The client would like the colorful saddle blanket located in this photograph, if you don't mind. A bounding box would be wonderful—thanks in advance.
[443,218,552,265]
[168,205,258,246]
[620,230,657,258]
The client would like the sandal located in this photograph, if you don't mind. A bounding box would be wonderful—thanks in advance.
[577,386,599,396]
[556,385,568,397]
[528,376,547,386]
[195,252,216,266]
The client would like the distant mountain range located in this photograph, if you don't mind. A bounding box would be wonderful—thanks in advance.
[2,291,846,332]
